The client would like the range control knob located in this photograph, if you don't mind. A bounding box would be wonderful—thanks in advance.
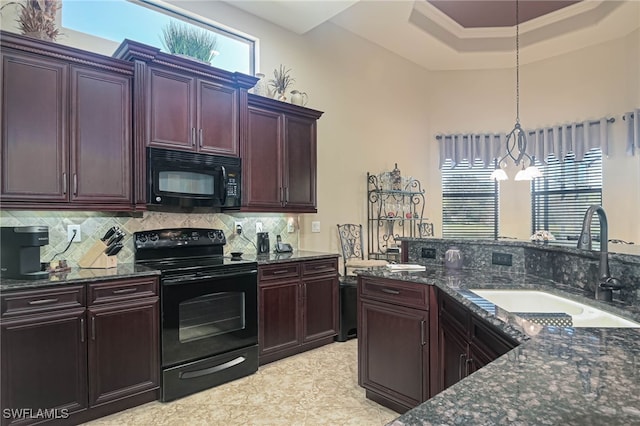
[149,233,159,242]
[136,234,148,244]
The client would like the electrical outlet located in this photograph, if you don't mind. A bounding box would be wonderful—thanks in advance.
[234,221,243,234]
[256,222,263,233]
[492,252,512,266]
[67,225,81,242]
[287,218,295,233]
[311,221,320,233]
[421,247,436,259]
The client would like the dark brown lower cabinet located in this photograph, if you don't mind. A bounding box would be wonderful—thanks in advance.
[1,308,88,425]
[357,277,519,414]
[357,276,433,414]
[359,300,429,413]
[259,258,338,365]
[88,299,159,407]
[438,291,518,393]
[0,277,160,425]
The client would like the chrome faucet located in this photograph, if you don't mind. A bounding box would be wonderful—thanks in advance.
[577,205,622,301]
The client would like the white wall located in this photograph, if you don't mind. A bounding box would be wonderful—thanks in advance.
[2,1,638,254]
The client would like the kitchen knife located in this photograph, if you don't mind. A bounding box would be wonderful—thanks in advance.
[106,230,125,246]
[105,243,123,256]
[101,226,119,242]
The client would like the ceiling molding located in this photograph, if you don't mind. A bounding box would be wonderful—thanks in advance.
[408,0,624,53]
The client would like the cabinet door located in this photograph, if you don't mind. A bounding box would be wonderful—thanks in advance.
[147,68,195,150]
[359,300,428,410]
[244,106,283,210]
[87,299,159,407]
[283,115,316,211]
[197,80,238,156]
[259,280,300,358]
[70,66,132,204]
[0,309,88,423]
[1,52,68,202]
[438,313,469,392]
[301,274,338,343]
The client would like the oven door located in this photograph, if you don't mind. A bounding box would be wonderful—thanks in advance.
[161,267,258,367]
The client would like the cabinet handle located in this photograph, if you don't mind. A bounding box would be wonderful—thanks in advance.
[458,353,466,380]
[272,269,289,275]
[80,317,85,343]
[73,174,78,196]
[191,127,196,146]
[285,186,289,203]
[112,287,138,295]
[379,287,401,295]
[91,316,96,340]
[420,320,426,345]
[466,358,473,377]
[62,173,67,195]
[279,187,284,204]
[28,298,59,305]
[199,128,203,147]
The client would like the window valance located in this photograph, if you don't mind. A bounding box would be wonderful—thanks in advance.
[438,116,614,169]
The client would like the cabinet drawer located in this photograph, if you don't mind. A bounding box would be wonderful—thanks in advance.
[359,277,428,310]
[301,258,338,276]
[88,277,158,305]
[259,263,300,282]
[1,285,85,318]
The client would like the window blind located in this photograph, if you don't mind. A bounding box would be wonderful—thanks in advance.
[531,149,602,244]
[442,160,499,239]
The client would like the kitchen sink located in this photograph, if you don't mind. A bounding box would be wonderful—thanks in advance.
[468,289,640,328]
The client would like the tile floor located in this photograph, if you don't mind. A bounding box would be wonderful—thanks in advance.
[84,339,398,425]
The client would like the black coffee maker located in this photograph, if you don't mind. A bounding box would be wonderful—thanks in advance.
[1,226,50,280]
[257,232,270,255]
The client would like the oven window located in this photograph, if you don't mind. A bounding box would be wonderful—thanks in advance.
[159,171,215,196]
[179,292,245,343]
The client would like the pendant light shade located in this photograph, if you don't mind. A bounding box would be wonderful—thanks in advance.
[491,0,541,182]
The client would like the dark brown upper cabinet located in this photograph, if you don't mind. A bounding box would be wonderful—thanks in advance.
[243,94,323,213]
[0,31,134,211]
[114,39,257,158]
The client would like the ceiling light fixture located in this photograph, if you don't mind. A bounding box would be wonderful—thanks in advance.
[490,0,541,182]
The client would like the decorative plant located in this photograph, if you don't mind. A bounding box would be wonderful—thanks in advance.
[161,21,218,63]
[1,0,62,41]
[269,65,295,97]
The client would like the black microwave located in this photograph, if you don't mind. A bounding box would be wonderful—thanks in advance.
[147,148,241,211]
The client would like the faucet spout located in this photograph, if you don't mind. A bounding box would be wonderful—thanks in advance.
[577,205,619,301]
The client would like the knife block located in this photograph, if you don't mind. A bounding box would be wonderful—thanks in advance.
[78,241,118,269]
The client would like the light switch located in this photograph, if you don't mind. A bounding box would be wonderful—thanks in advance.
[311,221,320,233]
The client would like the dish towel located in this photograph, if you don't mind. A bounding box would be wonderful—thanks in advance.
[514,312,573,327]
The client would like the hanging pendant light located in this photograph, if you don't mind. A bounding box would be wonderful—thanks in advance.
[490,0,541,182]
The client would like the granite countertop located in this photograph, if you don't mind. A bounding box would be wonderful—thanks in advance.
[357,268,640,425]
[0,264,160,292]
[248,250,339,265]
[0,251,339,292]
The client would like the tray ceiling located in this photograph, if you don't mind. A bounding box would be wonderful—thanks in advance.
[224,1,640,70]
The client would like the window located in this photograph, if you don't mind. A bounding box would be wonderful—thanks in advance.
[531,148,602,244]
[61,0,255,74]
[441,160,499,239]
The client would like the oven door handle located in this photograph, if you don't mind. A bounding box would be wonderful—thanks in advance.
[162,270,257,285]
[179,356,246,379]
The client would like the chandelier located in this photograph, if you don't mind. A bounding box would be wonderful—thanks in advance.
[490,0,541,182]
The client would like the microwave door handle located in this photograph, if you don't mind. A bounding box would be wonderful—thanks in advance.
[220,165,228,205]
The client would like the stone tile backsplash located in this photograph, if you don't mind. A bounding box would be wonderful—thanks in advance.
[0,211,298,266]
